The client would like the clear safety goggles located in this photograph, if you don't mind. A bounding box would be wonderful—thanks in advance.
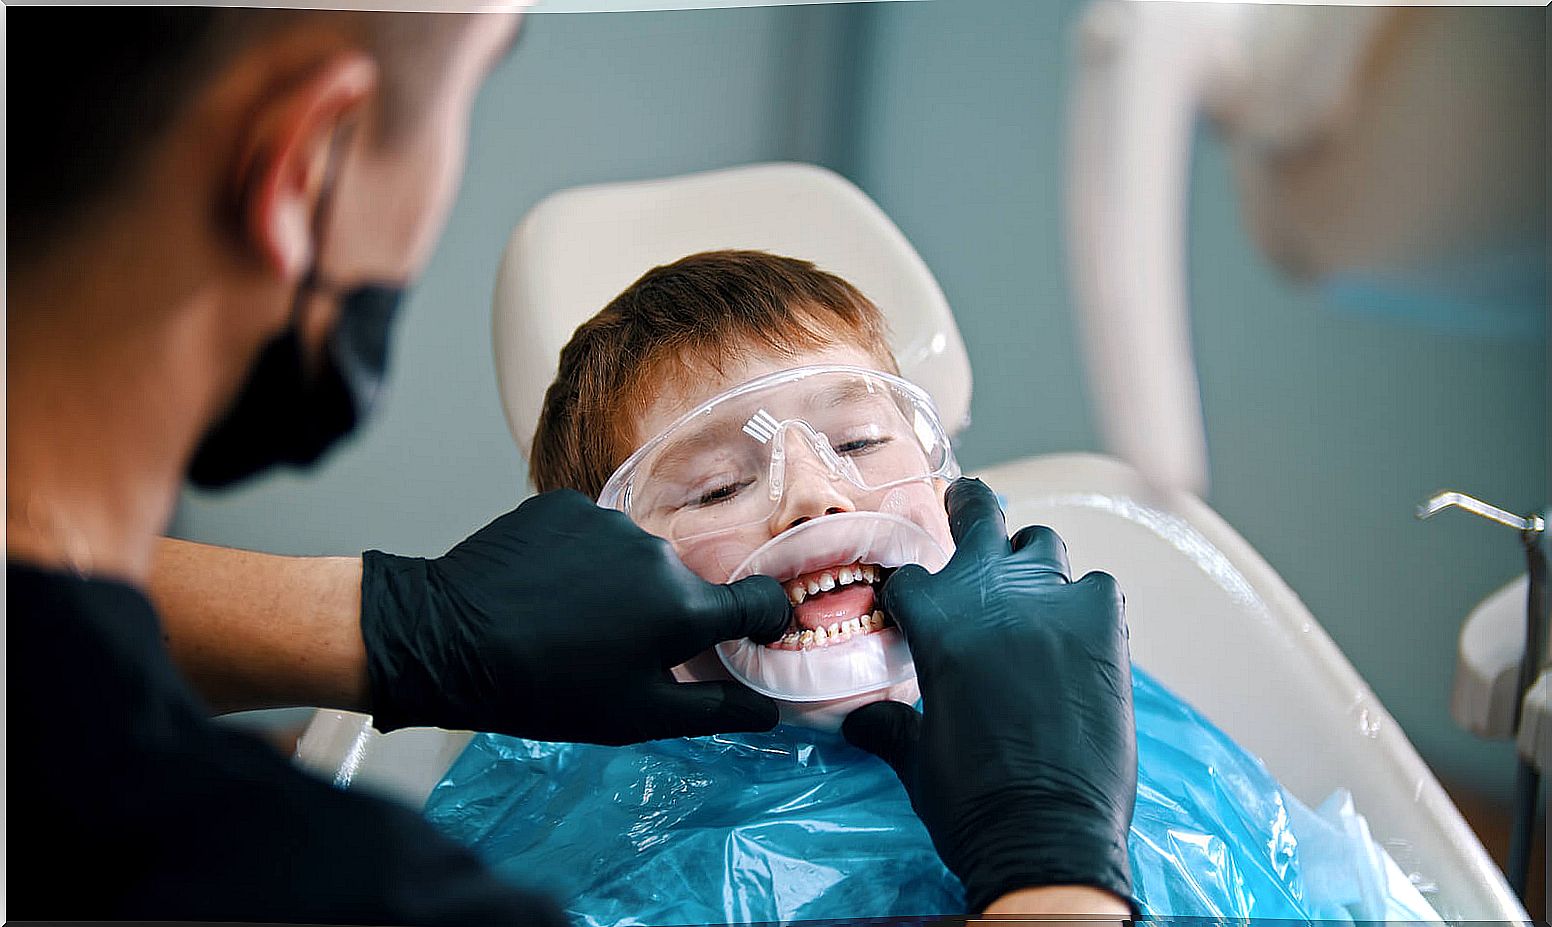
[598,365,961,545]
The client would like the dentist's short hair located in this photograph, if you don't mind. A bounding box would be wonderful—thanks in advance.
[531,250,898,498]
[8,8,479,261]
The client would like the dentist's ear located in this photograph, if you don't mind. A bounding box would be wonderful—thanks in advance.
[232,53,378,281]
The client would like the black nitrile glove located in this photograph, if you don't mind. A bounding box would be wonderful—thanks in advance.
[360,489,791,745]
[842,478,1137,914]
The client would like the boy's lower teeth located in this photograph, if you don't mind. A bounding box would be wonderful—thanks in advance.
[767,611,892,651]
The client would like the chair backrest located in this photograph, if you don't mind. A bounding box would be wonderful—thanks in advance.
[491,162,972,461]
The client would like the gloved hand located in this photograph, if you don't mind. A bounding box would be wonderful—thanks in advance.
[842,478,1137,913]
[360,489,791,745]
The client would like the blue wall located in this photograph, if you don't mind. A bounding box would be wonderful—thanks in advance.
[175,0,1547,798]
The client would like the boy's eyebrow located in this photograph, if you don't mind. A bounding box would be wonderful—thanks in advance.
[648,425,737,472]
[805,379,879,410]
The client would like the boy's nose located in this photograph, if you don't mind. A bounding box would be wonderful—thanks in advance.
[767,436,857,534]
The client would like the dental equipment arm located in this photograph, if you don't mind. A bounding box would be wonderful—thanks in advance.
[1067,0,1222,495]
[155,492,793,745]
[1066,2,1398,495]
[1067,2,1539,494]
[844,479,1138,915]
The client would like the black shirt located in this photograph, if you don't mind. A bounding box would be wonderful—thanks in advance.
[7,560,567,925]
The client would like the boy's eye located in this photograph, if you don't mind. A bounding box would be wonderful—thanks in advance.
[832,436,893,456]
[688,479,754,508]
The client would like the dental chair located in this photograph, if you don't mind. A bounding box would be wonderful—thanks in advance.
[294,162,1524,921]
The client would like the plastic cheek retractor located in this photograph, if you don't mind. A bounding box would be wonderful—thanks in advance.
[716,511,951,706]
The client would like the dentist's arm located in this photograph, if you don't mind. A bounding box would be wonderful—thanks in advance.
[151,538,371,714]
[982,886,1132,917]
[153,490,794,746]
[844,478,1139,917]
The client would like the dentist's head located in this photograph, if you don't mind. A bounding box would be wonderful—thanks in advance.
[8,9,521,574]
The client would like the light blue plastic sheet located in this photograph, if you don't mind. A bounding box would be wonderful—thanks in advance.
[423,668,1438,925]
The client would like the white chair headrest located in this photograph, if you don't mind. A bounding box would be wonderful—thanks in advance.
[491,162,972,461]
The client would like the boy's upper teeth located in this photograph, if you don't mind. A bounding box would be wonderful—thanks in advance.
[783,562,881,605]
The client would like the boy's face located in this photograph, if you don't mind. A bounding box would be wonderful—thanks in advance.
[628,341,953,721]
[630,342,954,587]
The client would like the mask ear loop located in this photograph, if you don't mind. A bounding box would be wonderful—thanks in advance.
[289,119,360,378]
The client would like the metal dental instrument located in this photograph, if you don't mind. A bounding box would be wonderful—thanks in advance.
[1418,492,1547,535]
[1418,490,1547,903]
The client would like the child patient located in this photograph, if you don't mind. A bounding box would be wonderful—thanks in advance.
[424,250,1440,926]
[531,249,955,728]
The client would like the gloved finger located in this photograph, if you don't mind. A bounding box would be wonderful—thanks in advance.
[467,490,632,563]
[1074,570,1127,632]
[633,679,781,741]
[842,699,922,788]
[879,563,948,640]
[1074,568,1122,601]
[1009,524,1071,581]
[944,478,1010,559]
[510,488,599,535]
[691,575,791,647]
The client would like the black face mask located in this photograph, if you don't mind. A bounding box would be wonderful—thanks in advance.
[188,128,408,490]
[186,284,403,488]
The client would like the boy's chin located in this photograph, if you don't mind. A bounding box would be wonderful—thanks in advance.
[774,680,921,734]
[670,651,920,734]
